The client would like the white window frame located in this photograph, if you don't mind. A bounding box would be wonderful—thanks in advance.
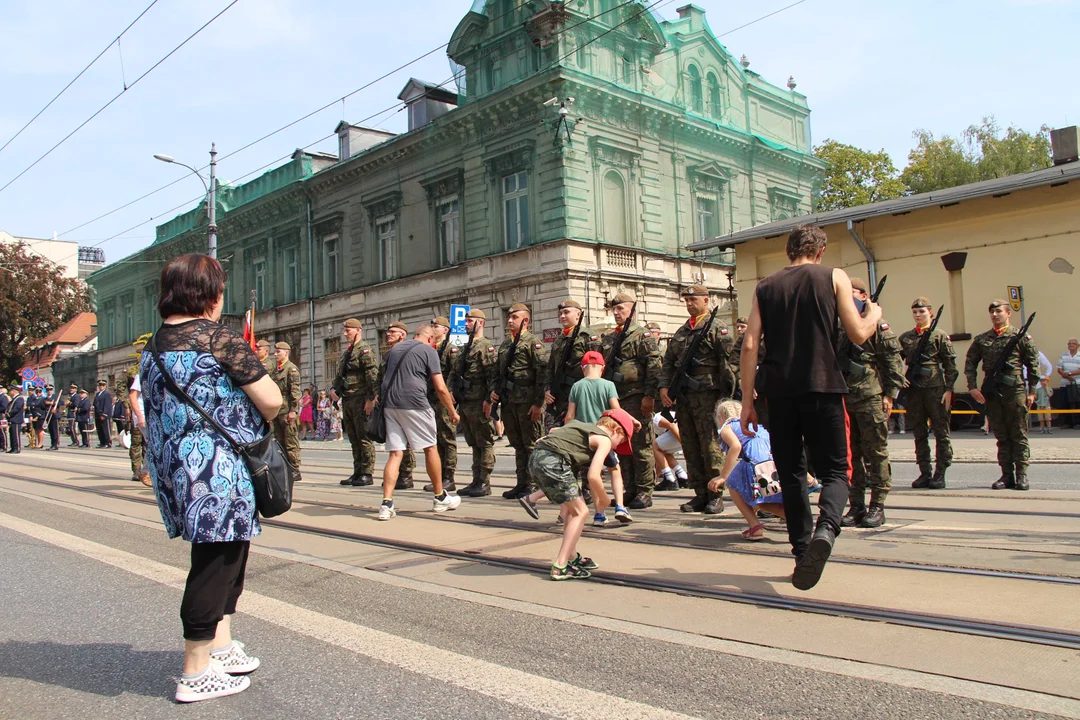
[377,216,397,281]
[322,235,339,295]
[695,195,719,244]
[437,195,461,267]
[502,171,529,251]
[283,246,299,304]
[253,256,267,309]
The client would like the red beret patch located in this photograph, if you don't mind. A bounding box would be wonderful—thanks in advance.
[535,343,543,350]
[881,323,889,330]
[720,328,728,335]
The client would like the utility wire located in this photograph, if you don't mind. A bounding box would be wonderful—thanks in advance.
[0,0,242,196]
[0,0,162,156]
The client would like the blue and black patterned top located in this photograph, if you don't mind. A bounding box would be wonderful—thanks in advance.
[140,319,269,543]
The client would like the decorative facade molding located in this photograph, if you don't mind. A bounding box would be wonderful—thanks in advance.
[363,191,403,224]
[689,160,736,194]
[588,137,641,177]
[484,141,535,183]
[420,169,465,205]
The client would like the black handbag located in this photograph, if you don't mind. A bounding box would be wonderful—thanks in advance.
[148,333,297,518]
[367,344,421,444]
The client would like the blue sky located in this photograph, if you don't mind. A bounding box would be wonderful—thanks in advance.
[0,0,1076,266]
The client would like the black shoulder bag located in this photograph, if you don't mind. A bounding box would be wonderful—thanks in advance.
[368,344,422,444]
[148,332,297,518]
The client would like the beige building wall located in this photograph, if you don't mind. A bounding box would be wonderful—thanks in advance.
[0,231,81,280]
[732,181,1080,384]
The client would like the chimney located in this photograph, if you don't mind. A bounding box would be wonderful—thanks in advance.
[1051,126,1079,166]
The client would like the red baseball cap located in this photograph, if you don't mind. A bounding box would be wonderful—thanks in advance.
[600,409,635,455]
[581,350,606,367]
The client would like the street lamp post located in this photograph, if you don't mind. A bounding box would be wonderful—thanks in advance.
[154,143,218,258]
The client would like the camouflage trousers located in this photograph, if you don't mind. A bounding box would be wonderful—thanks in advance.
[618,393,656,500]
[129,423,146,478]
[845,396,892,506]
[502,400,542,489]
[459,400,495,481]
[985,389,1031,475]
[675,390,725,494]
[342,394,375,477]
[273,414,301,470]
[907,386,953,473]
[436,403,458,483]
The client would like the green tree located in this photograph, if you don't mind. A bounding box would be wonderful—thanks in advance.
[900,117,1052,194]
[813,139,906,212]
[0,241,91,383]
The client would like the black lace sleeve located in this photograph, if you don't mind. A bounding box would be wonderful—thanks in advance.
[210,324,268,387]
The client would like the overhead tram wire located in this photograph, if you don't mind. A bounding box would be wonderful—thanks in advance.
[0,0,163,157]
[0,0,242,196]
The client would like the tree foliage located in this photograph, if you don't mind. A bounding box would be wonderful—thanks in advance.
[0,241,91,383]
[813,140,906,212]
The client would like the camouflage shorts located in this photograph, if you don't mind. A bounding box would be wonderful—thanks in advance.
[529,448,580,505]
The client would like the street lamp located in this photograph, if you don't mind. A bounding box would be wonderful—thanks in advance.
[154,143,218,258]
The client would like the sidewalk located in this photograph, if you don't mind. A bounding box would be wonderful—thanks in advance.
[301,428,1080,463]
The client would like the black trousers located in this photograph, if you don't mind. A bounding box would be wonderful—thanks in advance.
[766,393,850,557]
[96,415,111,446]
[47,417,59,448]
[7,424,21,452]
[180,541,250,641]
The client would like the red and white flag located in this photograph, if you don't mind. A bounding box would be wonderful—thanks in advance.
[242,307,256,351]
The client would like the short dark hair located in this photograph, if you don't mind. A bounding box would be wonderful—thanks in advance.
[157,254,226,318]
[786,224,828,261]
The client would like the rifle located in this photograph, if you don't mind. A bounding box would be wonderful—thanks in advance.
[870,274,887,304]
[548,309,586,399]
[661,306,719,423]
[981,312,1037,399]
[490,323,524,422]
[904,305,945,387]
[450,324,477,403]
[331,344,351,397]
[602,302,636,382]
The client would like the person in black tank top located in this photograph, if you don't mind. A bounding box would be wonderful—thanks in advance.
[738,225,882,591]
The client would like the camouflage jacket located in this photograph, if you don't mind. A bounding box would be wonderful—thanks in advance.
[336,340,379,401]
[659,314,736,396]
[590,322,661,399]
[543,326,592,404]
[965,326,1040,394]
[437,337,461,391]
[454,335,497,403]
[838,320,906,402]
[491,330,547,407]
[268,359,302,416]
[898,327,959,390]
[731,333,766,391]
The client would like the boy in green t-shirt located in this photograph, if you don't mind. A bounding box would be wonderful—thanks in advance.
[528,409,636,579]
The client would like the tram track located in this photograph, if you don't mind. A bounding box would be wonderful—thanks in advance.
[4,470,1080,653]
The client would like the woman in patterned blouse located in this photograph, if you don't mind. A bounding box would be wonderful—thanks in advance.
[141,254,282,703]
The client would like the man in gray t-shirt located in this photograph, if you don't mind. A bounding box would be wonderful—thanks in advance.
[379,325,461,520]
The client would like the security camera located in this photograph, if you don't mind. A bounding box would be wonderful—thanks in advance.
[543,97,559,107]
[564,97,575,106]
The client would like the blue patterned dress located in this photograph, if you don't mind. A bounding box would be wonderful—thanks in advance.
[140,321,267,543]
[719,419,782,506]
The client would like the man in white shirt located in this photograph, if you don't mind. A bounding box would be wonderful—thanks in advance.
[1058,338,1080,429]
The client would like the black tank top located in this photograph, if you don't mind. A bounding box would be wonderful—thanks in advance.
[754,264,848,397]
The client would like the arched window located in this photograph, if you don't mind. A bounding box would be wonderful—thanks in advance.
[602,171,628,245]
[688,64,703,113]
[707,72,721,119]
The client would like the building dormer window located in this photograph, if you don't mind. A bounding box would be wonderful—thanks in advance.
[688,64,703,113]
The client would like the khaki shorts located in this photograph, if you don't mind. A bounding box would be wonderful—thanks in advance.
[529,448,580,505]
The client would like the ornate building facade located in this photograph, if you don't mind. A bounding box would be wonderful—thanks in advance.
[90,1,824,387]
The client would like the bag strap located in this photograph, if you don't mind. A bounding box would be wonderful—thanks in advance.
[148,331,247,454]
[379,343,423,400]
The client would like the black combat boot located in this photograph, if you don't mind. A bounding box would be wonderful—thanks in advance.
[840,503,866,528]
[340,474,357,486]
[351,474,373,486]
[911,469,932,488]
[680,492,708,513]
[1015,466,1030,491]
[704,491,724,514]
[502,483,530,499]
[860,504,886,528]
[424,477,457,493]
[928,466,946,490]
[991,468,1015,490]
[459,471,491,497]
[627,492,653,510]
[395,475,414,490]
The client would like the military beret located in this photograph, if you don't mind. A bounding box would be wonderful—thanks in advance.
[680,285,709,297]
[388,321,408,333]
[256,340,271,348]
[646,322,661,330]
[989,299,1011,311]
[850,277,868,293]
[466,309,487,319]
[432,316,451,328]
[911,297,932,309]
[275,341,291,351]
[736,317,748,325]
[508,303,530,314]
[611,292,636,305]
[557,299,582,311]
[344,318,362,329]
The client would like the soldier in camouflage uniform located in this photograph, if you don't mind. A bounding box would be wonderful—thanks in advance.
[659,285,736,514]
[898,298,958,488]
[268,341,302,471]
[456,309,498,497]
[378,322,415,487]
[488,303,546,499]
[594,292,661,509]
[838,278,906,528]
[256,339,272,373]
[427,316,458,492]
[966,300,1040,491]
[543,299,591,432]
[333,318,379,486]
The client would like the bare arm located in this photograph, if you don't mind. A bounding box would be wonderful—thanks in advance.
[128,390,145,427]
[587,434,613,489]
[739,302,762,414]
[564,402,576,423]
[708,424,742,492]
[241,375,283,422]
[431,373,460,424]
[834,268,881,344]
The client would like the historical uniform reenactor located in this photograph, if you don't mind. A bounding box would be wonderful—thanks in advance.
[269,341,302,471]
[659,285,736,514]
[594,292,661,509]
[64,383,79,446]
[455,309,498,497]
[0,388,9,453]
[92,380,113,448]
[898,298,958,488]
[839,278,906,528]
[428,316,459,492]
[5,385,25,453]
[487,303,547,499]
[332,318,380,487]
[28,387,45,449]
[378,322,416,488]
[256,339,273,373]
[42,385,60,450]
[75,388,93,447]
[543,299,591,431]
[965,300,1040,491]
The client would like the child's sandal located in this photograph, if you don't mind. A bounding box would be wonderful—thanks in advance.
[741,524,765,541]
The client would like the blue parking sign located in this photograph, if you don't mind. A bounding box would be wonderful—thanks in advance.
[450,304,469,334]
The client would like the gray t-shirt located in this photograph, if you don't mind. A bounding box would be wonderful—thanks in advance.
[382,339,443,410]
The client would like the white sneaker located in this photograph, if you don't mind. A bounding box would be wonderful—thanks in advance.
[210,640,260,675]
[378,502,396,520]
[433,493,461,513]
[175,661,250,703]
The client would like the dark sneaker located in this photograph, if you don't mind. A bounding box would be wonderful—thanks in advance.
[518,495,540,520]
[570,553,598,570]
[792,524,835,591]
[551,562,591,581]
[627,493,652,510]
[654,477,679,492]
[680,494,708,513]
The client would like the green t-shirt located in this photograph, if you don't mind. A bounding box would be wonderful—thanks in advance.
[536,420,607,471]
[567,377,618,424]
